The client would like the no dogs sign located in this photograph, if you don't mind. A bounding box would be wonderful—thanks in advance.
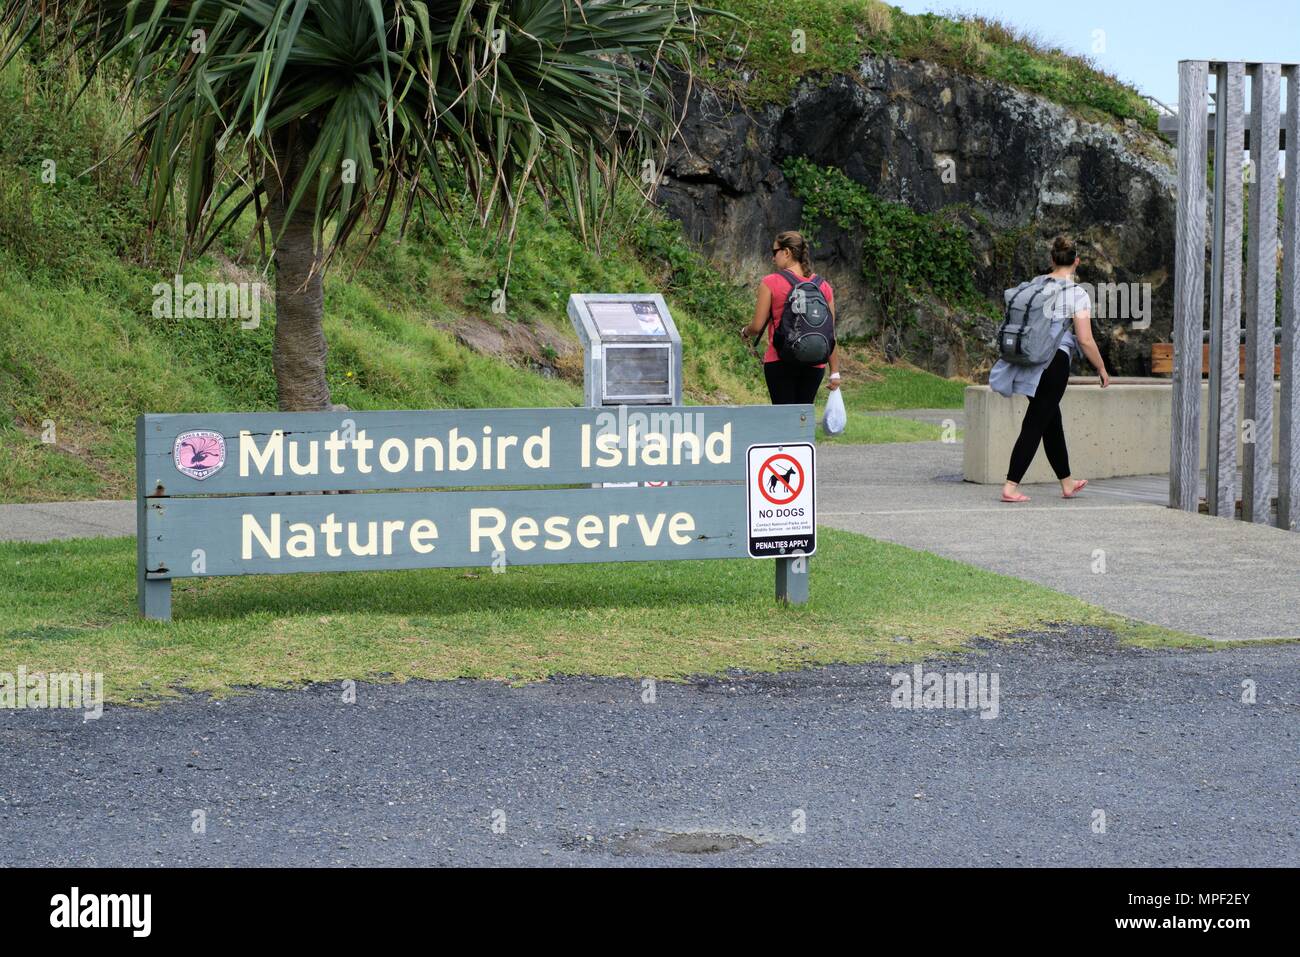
[746,443,816,558]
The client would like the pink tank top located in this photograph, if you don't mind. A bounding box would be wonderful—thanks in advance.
[760,272,834,367]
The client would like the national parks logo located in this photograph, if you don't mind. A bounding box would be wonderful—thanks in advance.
[173,429,227,480]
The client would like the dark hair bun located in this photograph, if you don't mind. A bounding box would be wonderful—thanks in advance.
[1051,235,1077,266]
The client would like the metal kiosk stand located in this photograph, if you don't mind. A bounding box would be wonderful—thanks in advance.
[567,293,681,408]
[568,293,810,605]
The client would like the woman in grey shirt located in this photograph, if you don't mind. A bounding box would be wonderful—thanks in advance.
[989,236,1110,502]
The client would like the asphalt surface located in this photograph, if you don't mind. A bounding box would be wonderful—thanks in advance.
[4,627,1298,867]
[0,499,134,542]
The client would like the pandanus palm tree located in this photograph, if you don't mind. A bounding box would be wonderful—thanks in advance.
[1,0,705,409]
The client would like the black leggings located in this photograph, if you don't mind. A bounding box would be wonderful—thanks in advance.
[764,360,824,405]
[1007,350,1072,483]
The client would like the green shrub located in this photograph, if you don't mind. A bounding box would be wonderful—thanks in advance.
[702,2,1159,131]
[783,157,992,349]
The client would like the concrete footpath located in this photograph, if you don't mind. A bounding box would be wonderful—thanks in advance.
[0,499,134,542]
[2,439,1298,641]
[819,441,1300,642]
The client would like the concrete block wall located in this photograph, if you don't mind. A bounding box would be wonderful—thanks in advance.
[963,380,1282,485]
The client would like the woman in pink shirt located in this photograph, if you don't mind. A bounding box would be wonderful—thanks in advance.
[740,231,842,403]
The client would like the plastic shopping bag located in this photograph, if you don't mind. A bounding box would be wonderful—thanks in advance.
[822,387,847,436]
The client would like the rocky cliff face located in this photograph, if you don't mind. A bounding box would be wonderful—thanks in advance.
[657,55,1177,377]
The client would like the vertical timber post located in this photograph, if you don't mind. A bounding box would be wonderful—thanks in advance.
[1206,62,1246,519]
[1242,63,1281,523]
[1172,60,1210,511]
[1281,66,1300,531]
[775,554,809,605]
[136,416,172,621]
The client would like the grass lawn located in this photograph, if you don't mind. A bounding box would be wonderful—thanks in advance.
[817,413,944,445]
[0,527,1203,705]
[838,363,968,411]
[810,362,967,445]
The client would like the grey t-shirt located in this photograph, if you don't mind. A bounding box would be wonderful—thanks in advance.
[1044,279,1089,358]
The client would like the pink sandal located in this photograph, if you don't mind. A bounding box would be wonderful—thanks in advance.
[1000,491,1030,503]
[1062,480,1088,499]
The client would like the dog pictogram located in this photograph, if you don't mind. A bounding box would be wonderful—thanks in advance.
[757,454,804,506]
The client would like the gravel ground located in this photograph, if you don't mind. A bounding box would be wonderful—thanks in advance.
[2,626,1298,867]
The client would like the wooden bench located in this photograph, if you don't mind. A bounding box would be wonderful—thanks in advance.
[1151,343,1282,377]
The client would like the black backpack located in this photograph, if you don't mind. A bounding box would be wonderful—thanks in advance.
[761,270,836,365]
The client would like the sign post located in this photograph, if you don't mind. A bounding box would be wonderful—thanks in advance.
[745,442,816,605]
[135,417,172,621]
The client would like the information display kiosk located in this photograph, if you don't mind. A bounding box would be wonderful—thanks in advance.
[567,293,682,408]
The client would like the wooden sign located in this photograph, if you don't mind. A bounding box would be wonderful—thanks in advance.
[136,405,815,619]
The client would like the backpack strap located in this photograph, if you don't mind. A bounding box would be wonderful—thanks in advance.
[1055,279,1081,309]
[1005,279,1042,321]
[782,271,826,290]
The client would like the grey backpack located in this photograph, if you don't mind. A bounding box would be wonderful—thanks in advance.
[996,277,1075,366]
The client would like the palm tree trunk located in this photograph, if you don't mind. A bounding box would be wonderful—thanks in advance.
[266,126,331,412]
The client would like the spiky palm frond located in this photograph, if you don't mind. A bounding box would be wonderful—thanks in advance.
[1,0,708,267]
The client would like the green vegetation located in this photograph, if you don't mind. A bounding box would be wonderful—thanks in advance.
[814,410,948,446]
[835,362,968,411]
[705,1,1158,130]
[785,157,982,308]
[784,157,998,353]
[0,529,1202,703]
[1,0,705,411]
[0,2,1163,504]
[0,54,964,503]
